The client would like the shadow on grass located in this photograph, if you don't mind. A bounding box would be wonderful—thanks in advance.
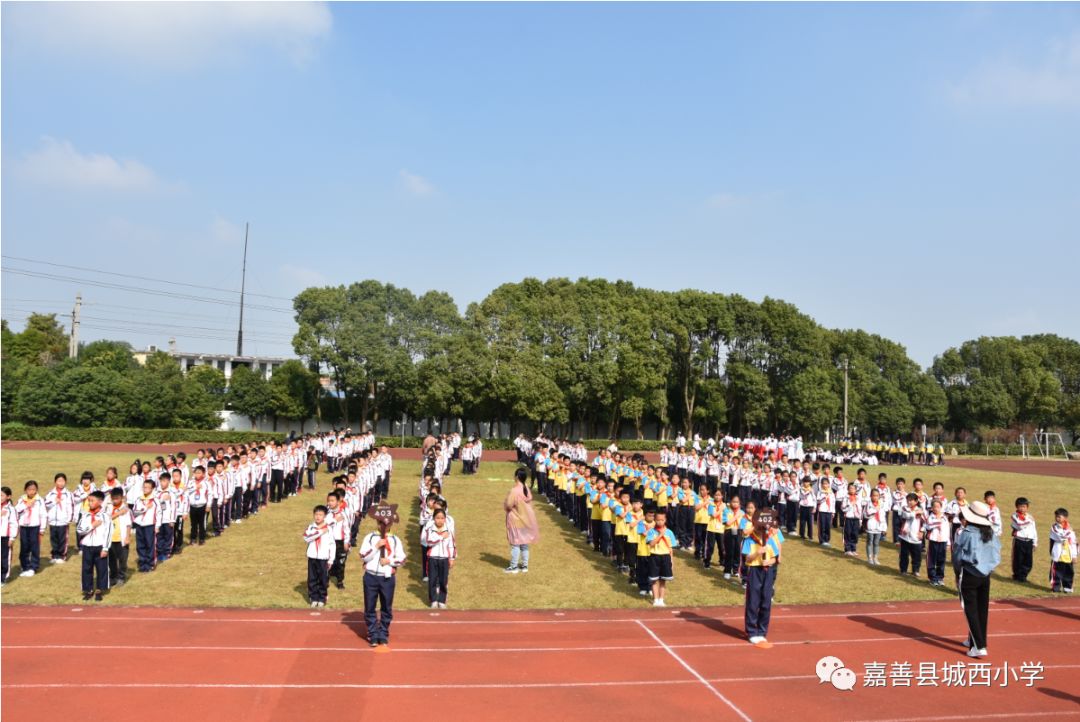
[781,533,959,599]
[994,596,1080,622]
[533,499,647,603]
[847,614,963,655]
[479,551,509,570]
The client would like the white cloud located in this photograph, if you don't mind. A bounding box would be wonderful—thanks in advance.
[950,33,1080,108]
[16,137,174,192]
[5,2,332,68]
[280,263,328,289]
[211,216,246,245]
[705,192,747,210]
[399,169,436,197]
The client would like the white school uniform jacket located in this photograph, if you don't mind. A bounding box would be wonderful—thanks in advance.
[304,523,334,560]
[15,496,47,530]
[170,484,190,517]
[1010,512,1038,544]
[925,513,951,544]
[864,501,889,534]
[124,476,143,507]
[76,507,113,548]
[423,524,457,559]
[986,505,1003,537]
[187,478,211,508]
[132,495,161,529]
[109,504,132,545]
[1049,523,1077,563]
[798,487,816,508]
[328,505,353,542]
[74,482,99,517]
[816,489,835,514]
[898,507,925,544]
[44,488,76,526]
[358,532,406,577]
[840,495,863,519]
[1,501,19,537]
[891,490,907,512]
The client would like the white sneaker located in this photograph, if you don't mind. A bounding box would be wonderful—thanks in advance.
[723,573,731,580]
[235,519,242,524]
[520,567,529,574]
[656,599,666,607]
[311,601,319,608]
[431,602,439,609]
[49,558,58,564]
[438,602,447,609]
[962,638,972,648]
[422,576,429,582]
[652,599,660,606]
[504,566,519,574]
[1065,588,1074,594]
[748,636,764,645]
[57,558,66,564]
[19,570,35,578]
[966,646,982,658]
[639,590,649,596]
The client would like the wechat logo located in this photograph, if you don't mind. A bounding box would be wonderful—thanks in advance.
[816,656,856,691]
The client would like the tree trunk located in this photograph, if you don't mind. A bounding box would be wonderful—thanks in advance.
[249,415,259,431]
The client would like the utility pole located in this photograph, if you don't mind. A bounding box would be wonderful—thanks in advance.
[842,356,849,438]
[236,222,249,356]
[69,293,82,358]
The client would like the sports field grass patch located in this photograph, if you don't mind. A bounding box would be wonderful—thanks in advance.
[1,451,1076,609]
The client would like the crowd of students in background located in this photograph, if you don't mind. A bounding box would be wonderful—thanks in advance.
[0,430,396,602]
[520,436,1075,602]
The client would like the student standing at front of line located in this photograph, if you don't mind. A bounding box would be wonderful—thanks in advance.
[77,491,112,601]
[359,526,406,647]
[15,480,47,577]
[743,508,783,648]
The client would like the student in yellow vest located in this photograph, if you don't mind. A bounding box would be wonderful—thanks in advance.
[625,497,644,587]
[634,507,656,596]
[693,482,710,561]
[646,509,678,607]
[743,507,783,648]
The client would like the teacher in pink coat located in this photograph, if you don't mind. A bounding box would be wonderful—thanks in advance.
[504,467,539,574]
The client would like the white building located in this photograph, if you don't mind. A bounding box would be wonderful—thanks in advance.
[133,341,289,381]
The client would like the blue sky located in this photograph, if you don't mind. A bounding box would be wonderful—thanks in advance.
[2,2,1078,367]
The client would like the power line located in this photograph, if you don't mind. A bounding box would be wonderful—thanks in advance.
[1,267,293,314]
[1,254,295,302]
[79,314,295,341]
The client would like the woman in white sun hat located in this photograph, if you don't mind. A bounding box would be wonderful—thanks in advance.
[953,500,1001,658]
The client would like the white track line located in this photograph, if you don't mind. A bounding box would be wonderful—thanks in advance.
[852,712,1080,722]
[6,630,1077,655]
[636,620,752,722]
[4,603,1077,626]
[5,666,1078,692]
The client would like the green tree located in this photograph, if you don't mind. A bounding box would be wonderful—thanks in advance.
[864,379,915,436]
[130,352,185,428]
[228,365,273,429]
[268,360,320,431]
[7,313,68,365]
[80,340,136,372]
[187,365,228,397]
[726,361,772,433]
[57,365,133,426]
[776,367,841,437]
[13,365,62,425]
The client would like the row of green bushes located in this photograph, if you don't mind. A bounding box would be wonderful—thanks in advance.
[1,424,286,445]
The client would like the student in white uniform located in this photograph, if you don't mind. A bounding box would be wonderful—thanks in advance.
[303,505,334,607]
[76,490,112,601]
[44,473,76,564]
[423,507,456,608]
[359,523,407,647]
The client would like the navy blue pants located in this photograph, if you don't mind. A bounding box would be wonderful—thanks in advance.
[81,545,109,593]
[156,523,174,562]
[135,525,155,571]
[817,513,832,544]
[744,565,777,639]
[19,526,41,572]
[50,524,69,560]
[843,517,861,552]
[363,572,396,643]
[928,540,947,583]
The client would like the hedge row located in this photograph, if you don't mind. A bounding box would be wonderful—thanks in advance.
[1,424,285,445]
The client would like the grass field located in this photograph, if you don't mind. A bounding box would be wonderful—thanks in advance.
[1,450,1077,610]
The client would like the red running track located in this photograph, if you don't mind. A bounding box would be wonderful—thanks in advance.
[3,598,1080,721]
